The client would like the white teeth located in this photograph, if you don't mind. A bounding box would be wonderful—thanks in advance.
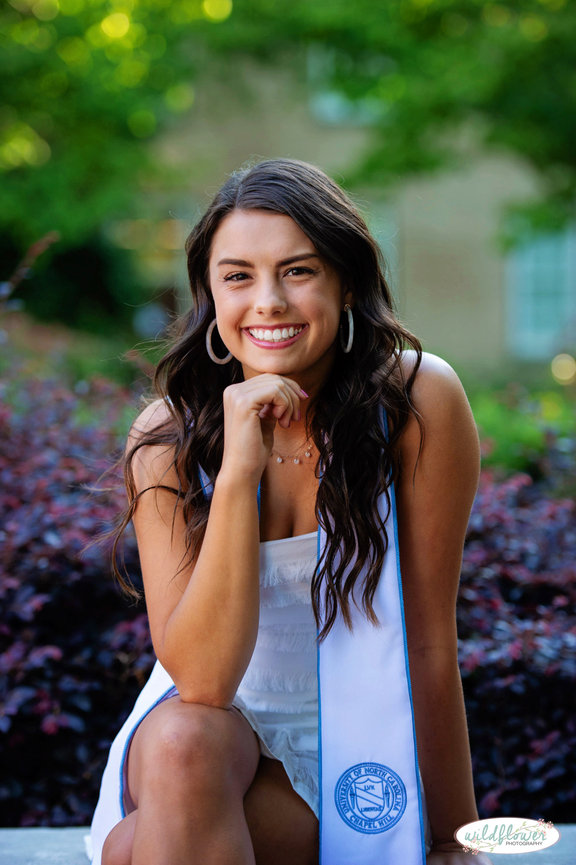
[248,326,303,342]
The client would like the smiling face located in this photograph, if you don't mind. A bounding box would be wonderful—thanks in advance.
[208,209,352,389]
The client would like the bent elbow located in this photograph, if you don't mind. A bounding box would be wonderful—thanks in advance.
[161,656,238,708]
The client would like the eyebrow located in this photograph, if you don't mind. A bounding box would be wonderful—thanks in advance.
[216,253,321,267]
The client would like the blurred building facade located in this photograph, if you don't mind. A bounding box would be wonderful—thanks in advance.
[120,61,575,379]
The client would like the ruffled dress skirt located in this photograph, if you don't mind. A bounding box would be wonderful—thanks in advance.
[88,532,320,863]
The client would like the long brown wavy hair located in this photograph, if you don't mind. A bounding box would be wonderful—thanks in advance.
[114,158,422,639]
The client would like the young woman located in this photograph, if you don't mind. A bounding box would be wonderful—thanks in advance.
[89,159,491,865]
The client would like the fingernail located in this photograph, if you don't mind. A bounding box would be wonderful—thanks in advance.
[300,388,309,398]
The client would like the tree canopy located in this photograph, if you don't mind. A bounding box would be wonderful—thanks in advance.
[2,0,575,250]
[212,0,576,237]
[0,0,229,245]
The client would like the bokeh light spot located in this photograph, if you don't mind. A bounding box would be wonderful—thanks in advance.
[11,19,40,46]
[101,12,130,39]
[520,15,548,41]
[32,0,59,20]
[57,36,91,67]
[117,60,149,87]
[0,123,51,170]
[551,354,576,385]
[29,26,55,51]
[127,109,156,138]
[164,82,195,112]
[376,74,406,103]
[202,0,232,23]
[539,393,563,422]
[8,0,33,11]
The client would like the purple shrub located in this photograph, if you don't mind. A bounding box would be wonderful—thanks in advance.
[0,376,154,826]
[459,472,576,821]
[0,373,574,826]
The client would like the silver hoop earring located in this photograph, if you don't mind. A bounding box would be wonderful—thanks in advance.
[206,318,232,365]
[340,304,354,354]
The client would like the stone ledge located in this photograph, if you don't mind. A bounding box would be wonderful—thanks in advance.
[0,825,574,864]
[0,828,89,865]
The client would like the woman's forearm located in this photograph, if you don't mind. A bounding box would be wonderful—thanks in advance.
[133,378,306,709]
[410,646,479,844]
[156,471,261,707]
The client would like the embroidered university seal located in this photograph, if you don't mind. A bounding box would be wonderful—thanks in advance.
[334,763,407,834]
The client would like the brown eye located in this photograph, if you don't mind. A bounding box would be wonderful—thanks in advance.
[286,267,315,277]
[223,272,249,282]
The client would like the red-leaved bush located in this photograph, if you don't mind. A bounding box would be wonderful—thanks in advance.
[459,471,575,820]
[0,376,152,826]
[0,376,574,826]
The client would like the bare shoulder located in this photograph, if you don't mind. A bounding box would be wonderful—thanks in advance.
[400,350,470,412]
[127,398,180,491]
[128,398,173,442]
[397,351,480,475]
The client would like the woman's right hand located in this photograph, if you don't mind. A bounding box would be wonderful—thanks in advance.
[220,374,308,484]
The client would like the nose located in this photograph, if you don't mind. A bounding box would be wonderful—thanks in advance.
[253,275,288,316]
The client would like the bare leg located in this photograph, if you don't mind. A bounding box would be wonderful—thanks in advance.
[101,701,318,865]
[244,756,318,865]
[101,811,137,865]
[103,756,318,865]
[102,697,261,865]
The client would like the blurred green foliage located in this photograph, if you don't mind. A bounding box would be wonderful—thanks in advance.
[1,0,225,329]
[0,0,228,246]
[234,0,576,241]
[470,384,575,485]
[2,0,576,254]
[0,232,145,335]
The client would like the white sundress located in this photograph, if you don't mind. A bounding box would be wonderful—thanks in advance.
[87,531,320,864]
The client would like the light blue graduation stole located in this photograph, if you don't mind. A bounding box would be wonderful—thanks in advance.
[316,473,427,863]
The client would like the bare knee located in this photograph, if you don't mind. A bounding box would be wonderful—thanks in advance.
[142,702,234,776]
[128,699,259,806]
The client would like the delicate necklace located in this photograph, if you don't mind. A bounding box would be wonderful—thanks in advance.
[270,439,314,465]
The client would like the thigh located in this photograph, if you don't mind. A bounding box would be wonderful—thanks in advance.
[103,761,319,865]
[103,737,317,865]
[244,757,319,865]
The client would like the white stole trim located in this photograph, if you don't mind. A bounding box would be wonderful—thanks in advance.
[317,469,426,863]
